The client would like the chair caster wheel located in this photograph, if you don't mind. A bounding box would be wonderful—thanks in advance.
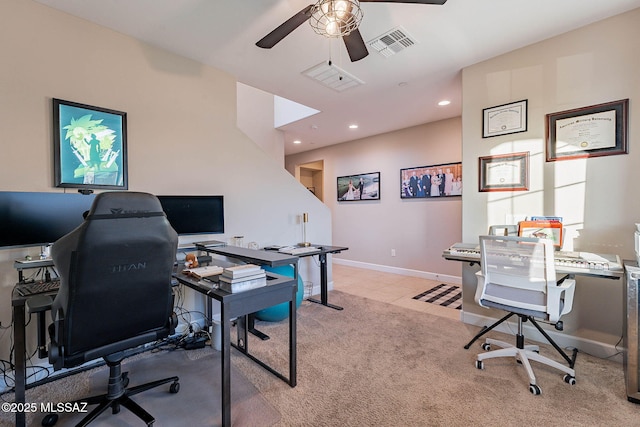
[42,413,58,426]
[481,343,491,351]
[563,374,576,385]
[475,360,484,370]
[170,381,180,393]
[529,384,541,395]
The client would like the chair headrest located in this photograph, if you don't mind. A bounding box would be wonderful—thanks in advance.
[85,192,165,219]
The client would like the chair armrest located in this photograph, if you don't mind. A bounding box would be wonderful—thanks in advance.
[547,278,576,323]
[48,308,65,371]
[474,271,487,307]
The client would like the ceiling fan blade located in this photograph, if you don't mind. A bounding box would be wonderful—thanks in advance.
[256,5,315,49]
[360,0,447,4]
[343,29,369,62]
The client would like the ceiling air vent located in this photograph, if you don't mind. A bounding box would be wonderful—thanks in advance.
[302,61,364,92]
[367,26,416,58]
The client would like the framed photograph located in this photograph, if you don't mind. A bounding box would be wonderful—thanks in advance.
[479,152,529,192]
[337,172,380,201]
[483,99,528,138]
[545,99,628,162]
[400,162,462,199]
[53,98,128,190]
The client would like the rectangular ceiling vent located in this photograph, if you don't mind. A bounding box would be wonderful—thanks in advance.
[302,61,364,92]
[367,26,417,58]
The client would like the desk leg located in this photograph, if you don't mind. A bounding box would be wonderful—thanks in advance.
[14,304,26,427]
[289,292,297,387]
[307,253,343,310]
[220,303,231,427]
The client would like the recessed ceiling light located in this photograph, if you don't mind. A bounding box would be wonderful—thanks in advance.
[349,124,358,129]
[293,140,302,144]
[438,100,451,106]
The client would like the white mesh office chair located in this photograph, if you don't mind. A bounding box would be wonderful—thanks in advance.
[473,235,577,395]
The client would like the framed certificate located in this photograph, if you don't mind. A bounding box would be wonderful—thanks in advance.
[482,100,528,138]
[546,99,628,162]
[479,152,529,192]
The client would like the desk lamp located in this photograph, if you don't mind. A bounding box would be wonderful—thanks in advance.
[299,212,311,247]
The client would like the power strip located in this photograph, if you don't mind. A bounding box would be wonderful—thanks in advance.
[183,335,207,350]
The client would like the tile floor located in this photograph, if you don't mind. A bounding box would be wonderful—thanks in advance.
[330,263,461,321]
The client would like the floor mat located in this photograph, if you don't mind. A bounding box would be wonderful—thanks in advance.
[52,348,281,427]
[413,284,462,309]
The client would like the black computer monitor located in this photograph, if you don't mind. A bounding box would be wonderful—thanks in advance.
[0,191,96,249]
[157,195,224,235]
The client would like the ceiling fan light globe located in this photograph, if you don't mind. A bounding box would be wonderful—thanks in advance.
[326,20,340,36]
[311,0,363,38]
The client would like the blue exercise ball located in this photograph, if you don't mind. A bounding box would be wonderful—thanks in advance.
[255,265,304,322]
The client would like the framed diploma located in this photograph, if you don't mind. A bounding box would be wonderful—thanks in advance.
[546,99,628,162]
[482,100,528,138]
[479,152,529,192]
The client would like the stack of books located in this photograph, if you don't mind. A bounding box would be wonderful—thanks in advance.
[219,264,267,293]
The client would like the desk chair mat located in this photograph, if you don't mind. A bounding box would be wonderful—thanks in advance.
[43,348,280,426]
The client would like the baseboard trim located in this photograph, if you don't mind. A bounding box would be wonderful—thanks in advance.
[332,258,462,286]
[461,311,623,363]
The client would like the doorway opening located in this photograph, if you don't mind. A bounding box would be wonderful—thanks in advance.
[296,160,324,202]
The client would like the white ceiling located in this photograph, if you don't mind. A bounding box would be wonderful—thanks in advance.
[34,0,640,155]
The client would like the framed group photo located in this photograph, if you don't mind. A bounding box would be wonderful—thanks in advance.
[53,98,128,190]
[337,171,380,201]
[400,162,462,199]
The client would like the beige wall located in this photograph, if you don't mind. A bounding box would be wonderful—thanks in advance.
[286,117,462,282]
[461,8,640,351]
[0,0,330,365]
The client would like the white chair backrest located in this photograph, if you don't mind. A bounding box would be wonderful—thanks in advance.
[480,235,556,292]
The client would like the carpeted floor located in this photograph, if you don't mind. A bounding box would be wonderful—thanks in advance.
[230,290,639,426]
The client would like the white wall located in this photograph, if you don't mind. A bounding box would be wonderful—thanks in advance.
[461,8,640,348]
[236,83,285,166]
[0,0,330,364]
[286,117,462,282]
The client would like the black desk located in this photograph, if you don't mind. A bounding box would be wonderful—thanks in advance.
[195,245,299,339]
[293,245,348,311]
[11,289,41,427]
[11,259,57,427]
[175,270,297,427]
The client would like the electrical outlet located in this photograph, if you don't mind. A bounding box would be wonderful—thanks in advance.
[391,249,396,257]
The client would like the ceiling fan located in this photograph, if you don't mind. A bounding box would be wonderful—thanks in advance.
[256,0,448,62]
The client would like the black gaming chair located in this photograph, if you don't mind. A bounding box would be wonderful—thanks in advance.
[44,192,180,426]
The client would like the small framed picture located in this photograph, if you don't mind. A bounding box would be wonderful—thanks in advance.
[483,100,528,138]
[337,172,380,201]
[545,99,628,162]
[479,152,529,192]
[400,162,462,199]
[53,98,128,190]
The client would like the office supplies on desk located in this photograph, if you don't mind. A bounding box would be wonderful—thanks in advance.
[15,279,60,297]
[279,246,320,255]
[183,265,224,280]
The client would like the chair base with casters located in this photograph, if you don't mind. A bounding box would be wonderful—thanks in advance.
[474,313,577,395]
[42,353,180,427]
